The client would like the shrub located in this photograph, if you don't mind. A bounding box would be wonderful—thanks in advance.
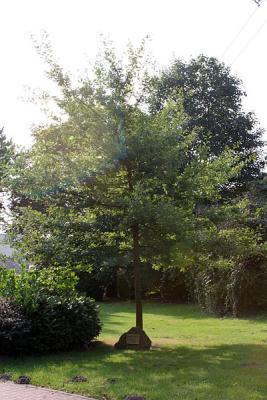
[0,267,101,354]
[77,270,107,301]
[116,264,161,300]
[160,268,189,302]
[25,295,101,353]
[191,258,267,317]
[0,265,78,311]
[191,267,230,316]
[77,264,161,301]
[0,298,30,354]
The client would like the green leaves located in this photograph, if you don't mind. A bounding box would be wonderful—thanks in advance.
[0,265,78,312]
[6,39,265,286]
[151,55,264,193]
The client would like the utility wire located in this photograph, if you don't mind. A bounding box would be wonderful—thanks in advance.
[230,17,267,65]
[221,0,265,58]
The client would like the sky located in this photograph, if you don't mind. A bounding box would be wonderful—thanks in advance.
[0,0,267,148]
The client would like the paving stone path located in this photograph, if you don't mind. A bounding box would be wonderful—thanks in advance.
[0,382,97,400]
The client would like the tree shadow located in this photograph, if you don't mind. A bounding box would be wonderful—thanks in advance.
[100,301,211,323]
[3,342,267,399]
[100,301,267,324]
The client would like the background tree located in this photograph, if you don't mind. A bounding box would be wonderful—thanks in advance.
[0,127,15,223]
[150,55,265,192]
[190,192,267,316]
[0,128,14,179]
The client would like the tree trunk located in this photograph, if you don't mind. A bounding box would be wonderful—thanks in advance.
[125,158,143,330]
[132,223,143,330]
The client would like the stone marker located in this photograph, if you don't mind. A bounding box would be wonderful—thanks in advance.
[115,326,151,350]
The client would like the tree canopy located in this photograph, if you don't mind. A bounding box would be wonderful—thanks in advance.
[150,55,265,192]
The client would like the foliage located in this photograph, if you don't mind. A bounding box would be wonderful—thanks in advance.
[25,295,101,353]
[76,264,161,301]
[247,175,267,239]
[191,261,267,317]
[0,266,78,312]
[188,194,267,316]
[77,270,107,300]
[114,263,161,300]
[0,127,14,181]
[5,42,266,322]
[150,55,265,191]
[0,297,30,354]
[159,268,189,302]
[7,42,241,293]
[0,127,15,221]
[0,267,101,354]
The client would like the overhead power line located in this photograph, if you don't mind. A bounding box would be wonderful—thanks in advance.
[230,17,267,65]
[221,1,264,58]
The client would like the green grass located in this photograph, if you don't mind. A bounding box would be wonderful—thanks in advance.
[2,302,267,399]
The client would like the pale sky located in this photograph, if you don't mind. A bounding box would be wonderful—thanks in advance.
[0,0,267,147]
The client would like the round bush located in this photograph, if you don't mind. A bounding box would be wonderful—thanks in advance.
[0,267,102,355]
[25,295,102,353]
[0,295,101,355]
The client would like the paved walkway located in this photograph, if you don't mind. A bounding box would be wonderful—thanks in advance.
[0,382,97,400]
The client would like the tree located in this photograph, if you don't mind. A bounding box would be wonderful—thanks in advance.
[150,55,265,192]
[190,193,267,316]
[8,42,241,343]
[0,128,14,178]
[247,173,267,239]
[0,127,15,222]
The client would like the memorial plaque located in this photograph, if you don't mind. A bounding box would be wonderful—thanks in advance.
[115,326,152,350]
[126,333,140,345]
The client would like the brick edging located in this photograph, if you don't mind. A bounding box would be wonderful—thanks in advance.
[0,381,98,400]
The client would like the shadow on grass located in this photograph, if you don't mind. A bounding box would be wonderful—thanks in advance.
[3,341,267,400]
[100,301,206,319]
[100,301,267,327]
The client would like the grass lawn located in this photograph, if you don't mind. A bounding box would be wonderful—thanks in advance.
[2,302,267,400]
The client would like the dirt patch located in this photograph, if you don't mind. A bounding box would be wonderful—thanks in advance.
[241,362,264,368]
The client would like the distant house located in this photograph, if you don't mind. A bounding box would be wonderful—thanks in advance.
[0,234,22,273]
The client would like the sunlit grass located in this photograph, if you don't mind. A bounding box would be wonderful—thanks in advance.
[2,302,267,399]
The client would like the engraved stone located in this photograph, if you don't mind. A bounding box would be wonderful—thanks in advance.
[126,334,140,345]
[115,326,151,350]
